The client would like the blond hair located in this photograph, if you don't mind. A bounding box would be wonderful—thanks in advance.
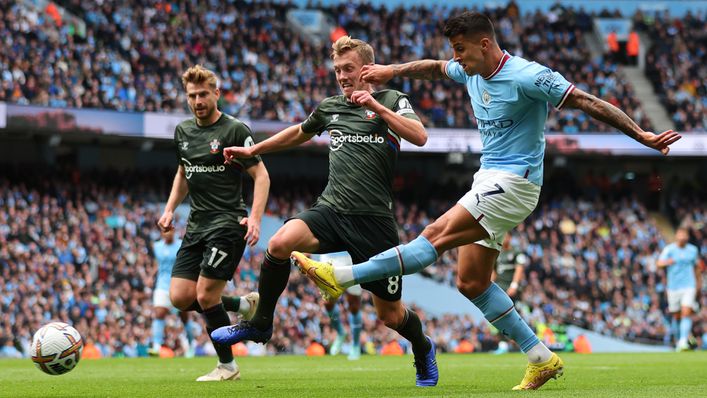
[181,65,219,90]
[331,36,374,64]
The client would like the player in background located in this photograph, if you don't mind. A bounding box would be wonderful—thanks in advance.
[492,233,527,300]
[157,65,269,381]
[294,12,681,390]
[212,36,439,387]
[490,232,527,354]
[657,228,701,351]
[319,252,363,360]
[149,227,193,356]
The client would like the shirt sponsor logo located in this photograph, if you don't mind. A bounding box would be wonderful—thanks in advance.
[209,139,221,154]
[182,158,226,179]
[329,129,385,151]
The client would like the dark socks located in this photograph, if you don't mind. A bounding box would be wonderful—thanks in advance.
[202,303,234,364]
[251,251,291,331]
[185,301,203,313]
[394,308,431,359]
[221,296,241,312]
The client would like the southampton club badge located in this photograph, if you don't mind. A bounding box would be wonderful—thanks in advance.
[209,139,220,154]
[482,89,492,105]
[365,110,377,119]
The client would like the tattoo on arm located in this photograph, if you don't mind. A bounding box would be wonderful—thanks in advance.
[567,90,643,141]
[392,60,448,80]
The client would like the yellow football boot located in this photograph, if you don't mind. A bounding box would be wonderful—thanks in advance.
[512,352,564,390]
[291,251,346,300]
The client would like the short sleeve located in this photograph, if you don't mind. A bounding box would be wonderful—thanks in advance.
[658,246,671,261]
[515,253,528,267]
[393,95,421,122]
[444,59,468,84]
[301,103,327,135]
[174,125,182,164]
[233,123,262,169]
[519,63,575,109]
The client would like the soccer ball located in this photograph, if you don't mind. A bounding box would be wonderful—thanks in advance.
[31,322,83,375]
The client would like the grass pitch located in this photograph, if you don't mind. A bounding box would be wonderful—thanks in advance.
[3,352,706,397]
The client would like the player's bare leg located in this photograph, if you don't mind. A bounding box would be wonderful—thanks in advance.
[170,277,239,381]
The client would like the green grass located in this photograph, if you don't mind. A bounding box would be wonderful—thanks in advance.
[3,352,707,397]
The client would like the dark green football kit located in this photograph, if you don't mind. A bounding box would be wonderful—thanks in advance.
[294,90,420,301]
[171,113,261,281]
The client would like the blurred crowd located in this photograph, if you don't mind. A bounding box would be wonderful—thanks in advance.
[0,166,704,359]
[11,1,704,132]
[637,11,706,132]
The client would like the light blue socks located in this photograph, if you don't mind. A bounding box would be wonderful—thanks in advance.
[679,317,692,342]
[328,305,345,336]
[152,318,165,347]
[351,236,438,284]
[472,283,539,353]
[349,311,362,347]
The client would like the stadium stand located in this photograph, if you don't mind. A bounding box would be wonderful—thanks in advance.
[1,166,704,357]
[2,1,658,132]
[637,10,706,132]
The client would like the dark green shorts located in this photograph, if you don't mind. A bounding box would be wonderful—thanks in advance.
[172,227,247,281]
[292,204,402,301]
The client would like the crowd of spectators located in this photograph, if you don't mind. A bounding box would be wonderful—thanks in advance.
[637,10,706,132]
[1,166,704,359]
[1,1,663,133]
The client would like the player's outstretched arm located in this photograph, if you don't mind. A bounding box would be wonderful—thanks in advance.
[361,60,449,84]
[350,90,428,146]
[224,124,314,163]
[158,165,188,231]
[243,161,270,246]
[563,88,682,155]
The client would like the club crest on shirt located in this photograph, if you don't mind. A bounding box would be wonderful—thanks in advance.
[365,110,377,119]
[482,90,492,105]
[209,139,220,154]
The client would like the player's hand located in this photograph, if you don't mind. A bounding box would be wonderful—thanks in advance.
[350,90,382,112]
[361,64,395,85]
[639,130,682,155]
[223,146,254,164]
[507,286,518,298]
[240,217,260,247]
[157,211,174,232]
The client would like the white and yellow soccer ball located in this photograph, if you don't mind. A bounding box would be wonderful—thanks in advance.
[31,322,83,375]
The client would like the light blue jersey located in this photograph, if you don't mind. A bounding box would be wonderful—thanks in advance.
[153,239,182,291]
[445,52,575,185]
[659,243,699,290]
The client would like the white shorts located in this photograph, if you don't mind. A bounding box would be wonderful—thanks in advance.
[458,169,541,250]
[153,288,173,309]
[317,252,362,296]
[667,287,696,313]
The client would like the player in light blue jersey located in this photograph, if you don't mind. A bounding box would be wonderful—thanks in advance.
[150,228,192,356]
[294,11,682,391]
[657,228,702,351]
[318,252,363,360]
[150,229,259,357]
